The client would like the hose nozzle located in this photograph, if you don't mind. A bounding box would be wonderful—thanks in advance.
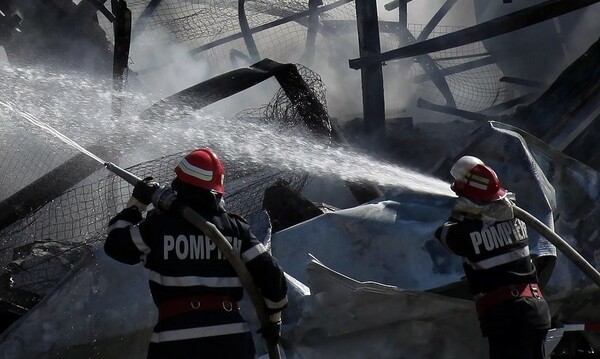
[104,162,142,186]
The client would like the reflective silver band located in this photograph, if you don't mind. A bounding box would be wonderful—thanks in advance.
[150,322,249,342]
[242,243,267,263]
[467,247,530,270]
[107,219,133,232]
[264,296,288,310]
[130,225,151,264]
[178,158,213,181]
[130,225,150,254]
[148,271,242,288]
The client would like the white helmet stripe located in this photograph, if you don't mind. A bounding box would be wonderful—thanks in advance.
[467,181,488,190]
[469,174,490,184]
[178,158,213,181]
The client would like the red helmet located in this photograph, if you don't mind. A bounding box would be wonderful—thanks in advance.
[450,156,507,202]
[174,148,225,194]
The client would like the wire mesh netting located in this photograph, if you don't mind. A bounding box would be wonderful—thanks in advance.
[408,24,518,112]
[0,124,78,202]
[97,0,512,112]
[0,154,306,299]
[116,0,356,63]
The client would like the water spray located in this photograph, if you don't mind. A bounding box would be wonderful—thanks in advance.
[2,98,281,357]
[0,100,106,164]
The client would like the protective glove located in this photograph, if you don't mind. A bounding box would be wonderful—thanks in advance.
[258,317,282,347]
[126,177,159,212]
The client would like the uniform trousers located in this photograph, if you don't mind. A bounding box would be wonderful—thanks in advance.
[147,308,256,359]
[479,296,551,359]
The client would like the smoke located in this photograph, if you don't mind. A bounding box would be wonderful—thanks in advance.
[129,28,213,101]
[302,0,479,122]
[121,1,449,123]
[305,30,364,119]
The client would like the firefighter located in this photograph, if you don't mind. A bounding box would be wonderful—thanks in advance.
[434,156,551,359]
[105,148,288,359]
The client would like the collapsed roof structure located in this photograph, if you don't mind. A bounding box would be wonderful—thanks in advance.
[0,0,599,358]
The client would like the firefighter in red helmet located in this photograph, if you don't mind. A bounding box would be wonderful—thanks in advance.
[104,148,288,359]
[435,156,551,359]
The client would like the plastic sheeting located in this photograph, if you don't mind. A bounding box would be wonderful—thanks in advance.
[274,194,460,291]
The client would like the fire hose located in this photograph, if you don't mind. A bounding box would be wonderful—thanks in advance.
[512,204,600,288]
[104,162,281,359]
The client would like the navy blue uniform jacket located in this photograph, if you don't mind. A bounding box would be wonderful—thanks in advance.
[105,204,288,344]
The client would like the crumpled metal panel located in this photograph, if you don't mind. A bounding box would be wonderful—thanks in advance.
[0,248,155,359]
[290,256,486,359]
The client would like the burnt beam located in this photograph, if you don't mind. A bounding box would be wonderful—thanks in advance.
[238,0,260,62]
[349,0,600,69]
[384,0,413,11]
[417,98,495,122]
[416,0,458,41]
[499,76,547,89]
[412,55,496,83]
[140,67,275,117]
[301,0,322,63]
[355,0,385,147]
[0,149,107,231]
[132,0,163,38]
[111,0,131,118]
